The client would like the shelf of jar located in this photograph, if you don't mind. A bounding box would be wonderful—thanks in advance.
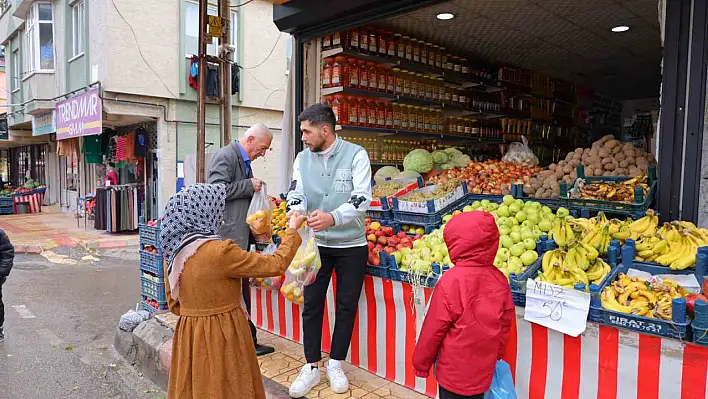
[321,86,530,120]
[321,46,502,92]
[336,125,535,146]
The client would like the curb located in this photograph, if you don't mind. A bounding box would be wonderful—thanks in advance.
[14,245,43,254]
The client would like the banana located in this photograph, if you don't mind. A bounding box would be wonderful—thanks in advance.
[581,243,599,261]
[654,241,684,266]
[602,289,633,313]
[679,221,697,230]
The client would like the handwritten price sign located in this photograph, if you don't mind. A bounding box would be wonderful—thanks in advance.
[524,279,590,337]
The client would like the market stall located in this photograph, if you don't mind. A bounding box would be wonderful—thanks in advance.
[250,276,708,399]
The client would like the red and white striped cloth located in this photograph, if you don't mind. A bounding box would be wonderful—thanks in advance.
[251,276,708,399]
[13,193,43,213]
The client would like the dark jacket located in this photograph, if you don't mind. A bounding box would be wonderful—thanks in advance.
[412,211,514,396]
[207,143,254,249]
[0,229,14,284]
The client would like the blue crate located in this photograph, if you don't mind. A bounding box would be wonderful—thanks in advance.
[387,255,445,288]
[141,276,167,303]
[0,197,13,207]
[692,322,708,346]
[394,223,438,236]
[139,250,164,277]
[366,265,391,279]
[142,297,168,313]
[367,208,393,221]
[0,206,14,215]
[139,217,161,248]
[587,262,694,339]
[620,241,708,285]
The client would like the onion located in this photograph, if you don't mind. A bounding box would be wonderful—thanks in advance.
[686,293,708,317]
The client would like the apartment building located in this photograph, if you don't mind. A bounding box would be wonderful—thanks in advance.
[0,0,289,220]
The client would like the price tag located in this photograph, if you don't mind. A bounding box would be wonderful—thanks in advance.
[524,279,590,337]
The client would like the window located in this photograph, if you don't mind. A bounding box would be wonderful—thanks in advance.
[285,34,292,75]
[11,49,19,91]
[71,1,84,58]
[185,1,236,57]
[24,2,54,74]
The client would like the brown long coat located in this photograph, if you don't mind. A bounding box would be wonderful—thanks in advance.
[164,229,301,399]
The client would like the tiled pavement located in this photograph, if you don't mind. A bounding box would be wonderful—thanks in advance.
[0,205,138,253]
[257,331,427,399]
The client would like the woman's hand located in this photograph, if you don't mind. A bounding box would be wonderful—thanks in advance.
[288,212,307,230]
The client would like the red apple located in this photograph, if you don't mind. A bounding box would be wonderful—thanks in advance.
[367,242,374,251]
[397,232,407,239]
[388,236,400,247]
[365,217,372,225]
[377,236,388,245]
[384,247,395,255]
[375,230,385,238]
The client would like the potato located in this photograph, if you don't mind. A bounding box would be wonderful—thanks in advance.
[562,166,572,174]
[627,157,636,166]
[549,163,557,171]
[524,185,535,195]
[566,152,575,161]
[604,163,616,171]
[611,145,622,155]
[555,169,565,179]
[603,171,612,177]
[619,160,628,168]
[536,188,546,197]
[570,170,578,180]
[585,168,594,177]
[594,168,604,176]
[558,160,567,167]
[601,157,613,165]
[616,168,628,176]
[614,153,626,162]
[572,153,582,161]
[629,168,642,177]
[604,139,620,149]
[598,149,610,158]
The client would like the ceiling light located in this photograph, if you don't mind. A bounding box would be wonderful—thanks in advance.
[611,25,630,33]
[436,13,455,20]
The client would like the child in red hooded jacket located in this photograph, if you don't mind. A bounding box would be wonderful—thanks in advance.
[413,211,514,399]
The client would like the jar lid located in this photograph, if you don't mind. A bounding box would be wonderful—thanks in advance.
[335,56,346,61]
[402,36,410,39]
[358,59,367,64]
[324,57,335,62]
[393,33,402,37]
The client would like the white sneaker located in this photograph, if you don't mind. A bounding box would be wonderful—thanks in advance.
[326,359,349,394]
[289,364,321,398]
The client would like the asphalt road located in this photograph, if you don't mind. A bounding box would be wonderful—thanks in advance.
[0,248,166,399]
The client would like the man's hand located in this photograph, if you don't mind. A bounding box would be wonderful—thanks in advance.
[250,178,263,192]
[307,210,335,232]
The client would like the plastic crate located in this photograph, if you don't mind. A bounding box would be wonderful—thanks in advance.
[142,297,168,313]
[0,197,13,207]
[367,209,393,221]
[139,250,164,277]
[0,206,14,215]
[392,181,468,214]
[620,240,708,284]
[141,275,167,303]
[139,217,161,248]
[559,165,657,219]
[587,261,694,339]
[387,255,445,288]
[692,322,708,346]
[365,265,391,279]
[394,223,438,236]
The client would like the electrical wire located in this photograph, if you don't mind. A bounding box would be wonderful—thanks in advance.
[242,33,283,70]
[230,0,256,8]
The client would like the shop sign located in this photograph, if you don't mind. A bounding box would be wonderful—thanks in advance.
[0,118,7,141]
[31,111,56,136]
[55,87,102,140]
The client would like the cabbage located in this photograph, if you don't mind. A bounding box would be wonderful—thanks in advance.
[396,170,422,180]
[373,166,401,184]
[403,149,434,174]
[440,163,456,170]
[431,151,449,165]
[451,154,472,168]
[444,147,464,158]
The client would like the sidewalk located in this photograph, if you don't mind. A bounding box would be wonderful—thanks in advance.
[116,312,426,399]
[0,205,138,253]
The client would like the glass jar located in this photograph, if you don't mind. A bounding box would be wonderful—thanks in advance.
[376,100,386,127]
[392,103,401,129]
[471,119,479,135]
[331,56,346,87]
[431,78,440,101]
[443,85,451,104]
[417,107,426,131]
[332,31,342,48]
[377,30,388,56]
[385,101,393,128]
[367,99,377,127]
[368,28,379,56]
[458,88,467,105]
[411,39,420,63]
[347,96,359,126]
[358,60,368,89]
[424,76,434,100]
[446,54,455,71]
[403,36,413,61]
[410,72,419,98]
[392,68,404,95]
[461,58,469,74]
[331,95,344,124]
[322,33,332,51]
[359,26,370,53]
[424,108,432,132]
[395,34,405,59]
[427,43,436,67]
[346,58,358,88]
[377,64,387,92]
[452,56,462,73]
[451,88,459,104]
[345,28,359,50]
[464,118,472,135]
[420,42,428,65]
[385,66,395,94]
[402,70,412,96]
[357,97,369,127]
[387,32,396,57]
[435,46,443,68]
[440,48,448,69]
[322,57,334,88]
[367,62,378,91]
[400,105,409,129]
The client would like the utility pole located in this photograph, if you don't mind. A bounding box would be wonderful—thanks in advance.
[219,0,232,146]
[195,0,208,183]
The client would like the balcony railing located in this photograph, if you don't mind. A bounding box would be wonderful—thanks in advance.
[0,0,9,16]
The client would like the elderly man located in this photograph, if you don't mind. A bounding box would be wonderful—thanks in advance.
[208,123,274,356]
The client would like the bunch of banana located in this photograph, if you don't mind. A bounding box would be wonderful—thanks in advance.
[628,210,659,240]
[579,176,650,203]
[601,273,687,320]
[537,245,611,290]
[651,222,708,270]
[608,219,632,242]
[582,224,612,254]
[549,219,575,248]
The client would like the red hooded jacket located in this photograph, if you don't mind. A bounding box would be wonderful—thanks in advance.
[412,211,514,396]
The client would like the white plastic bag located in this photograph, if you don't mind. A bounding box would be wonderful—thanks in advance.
[250,243,284,290]
[246,184,274,243]
[502,136,539,167]
[280,228,322,304]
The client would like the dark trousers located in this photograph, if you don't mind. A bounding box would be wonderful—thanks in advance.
[241,278,257,344]
[0,281,4,327]
[302,245,367,363]
[439,386,485,399]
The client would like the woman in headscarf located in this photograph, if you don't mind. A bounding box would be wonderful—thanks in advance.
[159,184,305,399]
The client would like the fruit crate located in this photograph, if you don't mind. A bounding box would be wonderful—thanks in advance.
[587,262,692,340]
[141,275,167,303]
[392,181,468,215]
[370,177,424,218]
[0,206,14,215]
[0,197,13,207]
[510,239,619,307]
[139,249,164,277]
[510,183,561,210]
[620,240,708,283]
[393,223,438,236]
[142,296,168,313]
[387,255,444,288]
[367,208,393,221]
[559,165,657,219]
[139,217,161,248]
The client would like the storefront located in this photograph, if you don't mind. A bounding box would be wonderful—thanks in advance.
[257,0,708,397]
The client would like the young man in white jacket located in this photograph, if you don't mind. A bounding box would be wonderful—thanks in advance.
[286,104,372,398]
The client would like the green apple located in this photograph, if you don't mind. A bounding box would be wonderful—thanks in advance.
[497,205,510,217]
[542,206,553,214]
[503,195,515,205]
[499,235,514,249]
[443,214,453,223]
[520,250,539,266]
[509,203,522,215]
[498,225,511,236]
[510,231,522,243]
[510,243,525,257]
[463,205,474,212]
[523,238,537,250]
[557,207,570,218]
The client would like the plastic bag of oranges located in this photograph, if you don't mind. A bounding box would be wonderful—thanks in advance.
[250,243,284,290]
[246,184,274,243]
[280,227,321,304]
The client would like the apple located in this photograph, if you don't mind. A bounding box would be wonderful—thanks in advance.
[510,243,525,257]
[520,250,538,266]
[377,236,388,245]
[499,235,514,249]
[370,221,382,231]
[391,251,402,265]
[367,242,374,251]
[497,205,510,217]
[522,238,536,250]
[502,195,515,205]
[397,231,407,239]
[463,205,473,212]
[498,225,511,236]
[367,234,377,242]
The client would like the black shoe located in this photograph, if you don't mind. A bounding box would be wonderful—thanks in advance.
[254,344,274,357]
